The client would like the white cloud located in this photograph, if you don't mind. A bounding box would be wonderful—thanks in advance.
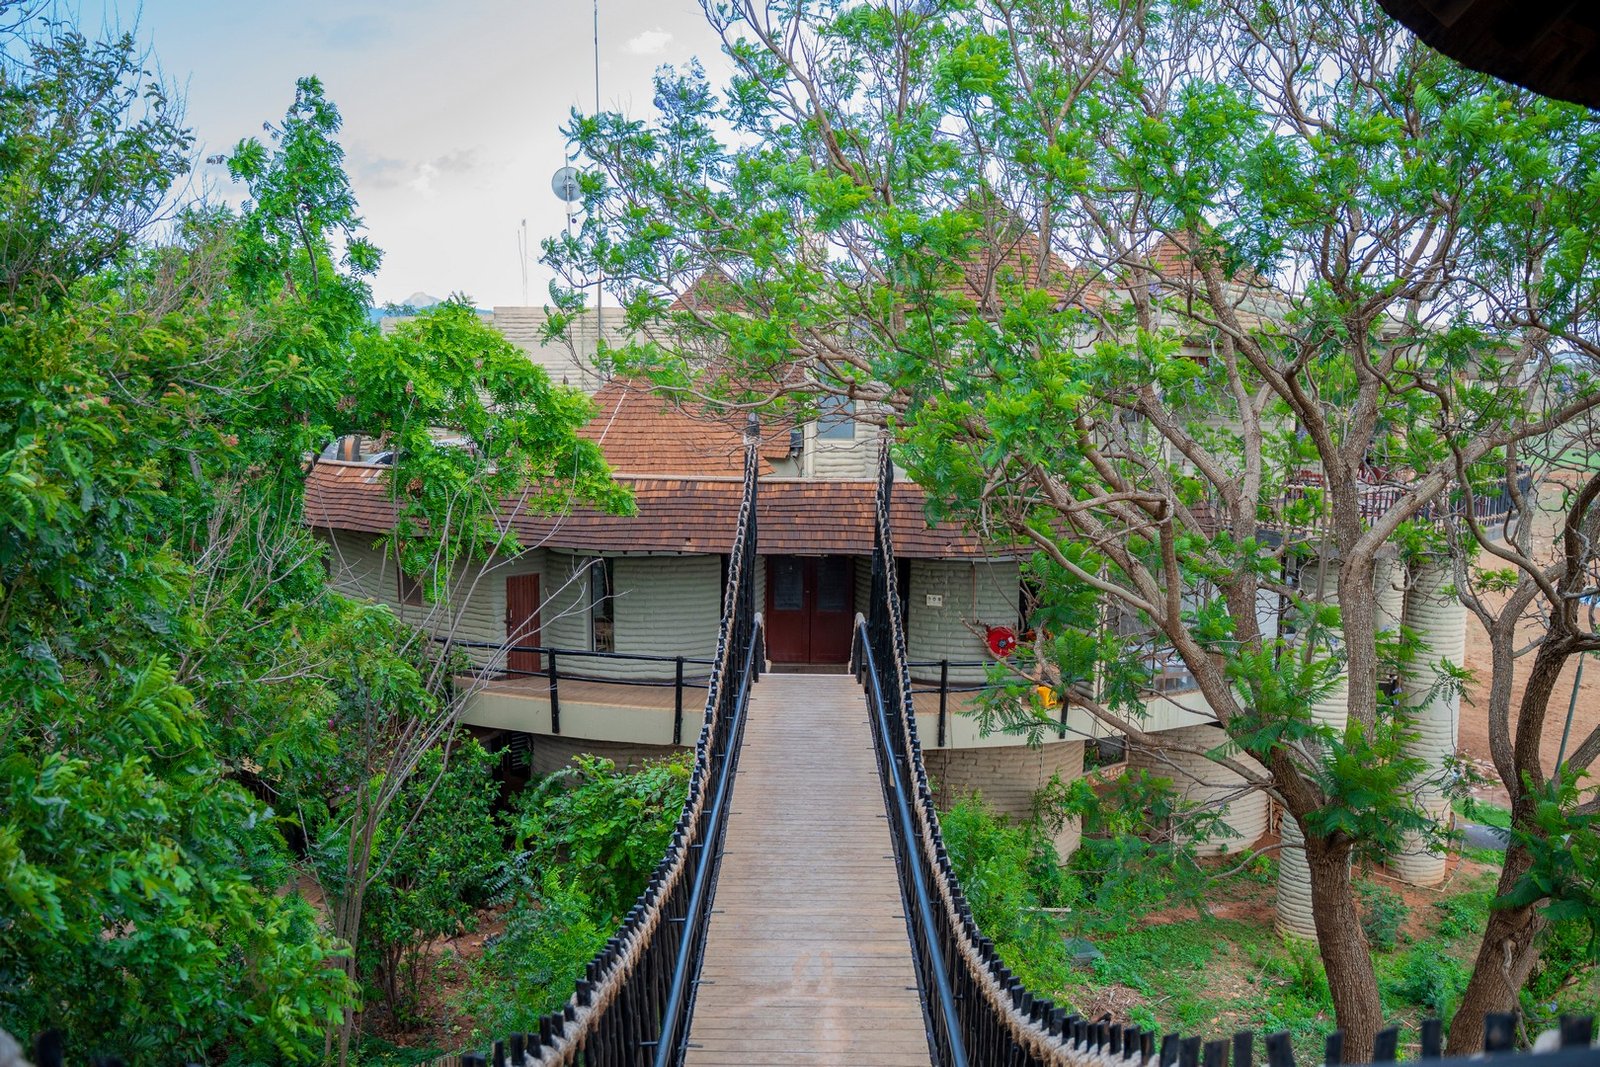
[623,27,672,55]
[408,161,438,197]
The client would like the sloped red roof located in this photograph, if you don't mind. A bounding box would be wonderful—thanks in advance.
[578,379,793,477]
[303,463,999,559]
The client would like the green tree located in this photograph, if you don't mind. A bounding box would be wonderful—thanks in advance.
[543,0,1600,1054]
[339,737,501,1028]
[1,19,627,1064]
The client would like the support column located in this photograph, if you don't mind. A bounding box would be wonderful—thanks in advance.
[1276,816,1319,938]
[1125,724,1268,856]
[1392,560,1463,886]
[1278,552,1349,938]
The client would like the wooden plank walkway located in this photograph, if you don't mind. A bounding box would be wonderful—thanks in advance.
[685,672,932,1066]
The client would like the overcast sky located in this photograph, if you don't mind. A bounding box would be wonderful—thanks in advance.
[86,0,726,308]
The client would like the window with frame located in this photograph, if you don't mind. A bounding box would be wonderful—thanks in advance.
[589,557,615,653]
[397,569,424,607]
[816,395,856,440]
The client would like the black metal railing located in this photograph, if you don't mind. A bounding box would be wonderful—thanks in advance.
[907,657,1135,747]
[447,641,716,744]
[451,423,763,1067]
[855,440,1599,1067]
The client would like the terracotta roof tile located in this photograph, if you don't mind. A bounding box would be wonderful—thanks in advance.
[580,379,795,476]
[303,463,996,559]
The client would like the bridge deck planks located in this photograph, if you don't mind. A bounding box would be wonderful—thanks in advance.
[685,672,931,1066]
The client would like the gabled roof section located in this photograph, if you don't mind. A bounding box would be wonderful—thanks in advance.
[579,379,793,477]
[954,195,1081,315]
[303,464,998,559]
[667,268,746,314]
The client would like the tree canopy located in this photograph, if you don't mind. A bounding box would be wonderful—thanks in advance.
[1,22,625,1062]
[545,0,1600,1054]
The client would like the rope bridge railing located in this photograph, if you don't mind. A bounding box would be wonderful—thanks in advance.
[453,422,764,1067]
[854,441,1598,1067]
[26,429,763,1067]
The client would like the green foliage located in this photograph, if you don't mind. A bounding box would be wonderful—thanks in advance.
[1433,890,1493,941]
[0,13,627,1061]
[345,738,503,1027]
[1522,919,1599,1031]
[0,25,192,302]
[1271,936,1333,1007]
[505,754,690,923]
[1379,949,1468,1016]
[1039,770,1217,927]
[1498,776,1600,946]
[1356,880,1410,952]
[462,756,691,1037]
[460,871,608,1038]
[941,793,1077,993]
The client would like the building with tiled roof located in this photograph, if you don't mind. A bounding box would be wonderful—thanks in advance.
[304,271,1237,859]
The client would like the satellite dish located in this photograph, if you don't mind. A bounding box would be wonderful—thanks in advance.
[551,166,582,203]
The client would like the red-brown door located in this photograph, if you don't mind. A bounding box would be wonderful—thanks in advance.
[764,556,855,664]
[810,556,855,662]
[505,574,542,673]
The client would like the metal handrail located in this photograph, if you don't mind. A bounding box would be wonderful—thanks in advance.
[447,637,718,667]
[856,618,969,1067]
[650,619,763,1067]
[474,421,761,1066]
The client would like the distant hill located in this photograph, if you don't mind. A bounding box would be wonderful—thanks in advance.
[368,292,490,323]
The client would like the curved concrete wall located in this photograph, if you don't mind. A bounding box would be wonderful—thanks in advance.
[1124,724,1269,856]
[1276,817,1318,938]
[923,740,1086,856]
[1393,559,1463,886]
[1303,557,1350,732]
[1281,552,1348,934]
[1374,556,1406,673]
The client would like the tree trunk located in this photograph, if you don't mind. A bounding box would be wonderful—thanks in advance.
[1446,841,1546,1054]
[1307,831,1384,1062]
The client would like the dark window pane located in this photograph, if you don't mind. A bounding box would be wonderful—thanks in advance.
[774,557,804,611]
[817,558,850,613]
[817,396,856,440]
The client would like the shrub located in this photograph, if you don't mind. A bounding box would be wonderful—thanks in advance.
[1357,879,1409,952]
[942,793,1076,992]
[461,870,608,1037]
[1382,948,1468,1015]
[1432,891,1490,941]
[507,754,689,922]
[1274,936,1332,1005]
[351,737,503,1028]
[1521,918,1599,1030]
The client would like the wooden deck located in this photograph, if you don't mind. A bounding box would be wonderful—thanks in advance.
[685,673,931,1066]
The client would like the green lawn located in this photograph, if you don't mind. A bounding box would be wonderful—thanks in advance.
[1045,862,1507,1064]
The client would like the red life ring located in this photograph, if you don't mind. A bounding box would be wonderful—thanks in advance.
[986,626,1018,658]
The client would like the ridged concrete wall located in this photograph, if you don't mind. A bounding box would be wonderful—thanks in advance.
[1303,556,1351,732]
[924,740,1085,856]
[489,307,612,393]
[804,422,883,479]
[1374,556,1406,665]
[323,530,545,668]
[1281,552,1346,936]
[906,560,1022,683]
[1276,817,1318,938]
[1393,560,1463,885]
[1124,724,1269,856]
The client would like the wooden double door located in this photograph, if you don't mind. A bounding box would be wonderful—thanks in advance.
[764,555,855,665]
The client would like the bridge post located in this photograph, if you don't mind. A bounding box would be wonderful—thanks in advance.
[547,650,561,736]
[673,656,685,746]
